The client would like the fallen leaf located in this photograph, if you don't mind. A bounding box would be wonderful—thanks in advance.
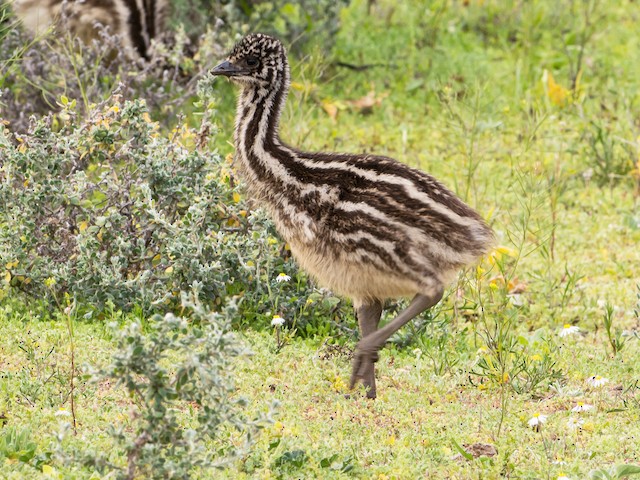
[464,443,498,458]
[348,89,389,114]
[321,99,339,121]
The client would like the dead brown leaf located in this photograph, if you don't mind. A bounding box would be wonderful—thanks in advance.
[463,443,498,458]
[348,89,389,114]
[321,99,339,121]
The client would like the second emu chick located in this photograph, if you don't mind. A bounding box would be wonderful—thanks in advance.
[12,0,168,60]
[212,34,494,399]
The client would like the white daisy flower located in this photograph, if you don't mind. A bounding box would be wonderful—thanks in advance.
[586,375,609,388]
[275,273,291,283]
[54,408,71,418]
[508,293,525,306]
[271,315,285,327]
[528,413,547,428]
[557,474,571,480]
[558,324,580,338]
[566,417,584,431]
[571,402,594,412]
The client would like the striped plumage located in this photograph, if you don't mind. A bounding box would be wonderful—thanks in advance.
[212,34,494,398]
[11,0,168,59]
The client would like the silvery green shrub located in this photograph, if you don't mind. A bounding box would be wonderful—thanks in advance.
[168,0,349,55]
[60,290,271,479]
[1,95,234,311]
[0,0,346,134]
[0,92,354,335]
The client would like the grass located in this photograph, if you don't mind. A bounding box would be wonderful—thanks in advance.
[2,0,640,478]
[1,310,639,478]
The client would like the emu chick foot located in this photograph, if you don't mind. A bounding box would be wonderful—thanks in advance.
[350,342,380,399]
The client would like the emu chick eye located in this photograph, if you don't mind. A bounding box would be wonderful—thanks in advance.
[245,56,259,67]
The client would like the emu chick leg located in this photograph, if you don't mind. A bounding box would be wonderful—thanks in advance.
[355,300,384,399]
[350,287,444,398]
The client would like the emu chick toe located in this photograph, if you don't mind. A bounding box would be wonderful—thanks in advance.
[350,342,380,397]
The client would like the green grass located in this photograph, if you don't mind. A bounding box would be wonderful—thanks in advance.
[2,0,640,478]
[1,312,639,478]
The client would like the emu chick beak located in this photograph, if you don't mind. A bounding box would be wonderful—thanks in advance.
[211,60,244,77]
